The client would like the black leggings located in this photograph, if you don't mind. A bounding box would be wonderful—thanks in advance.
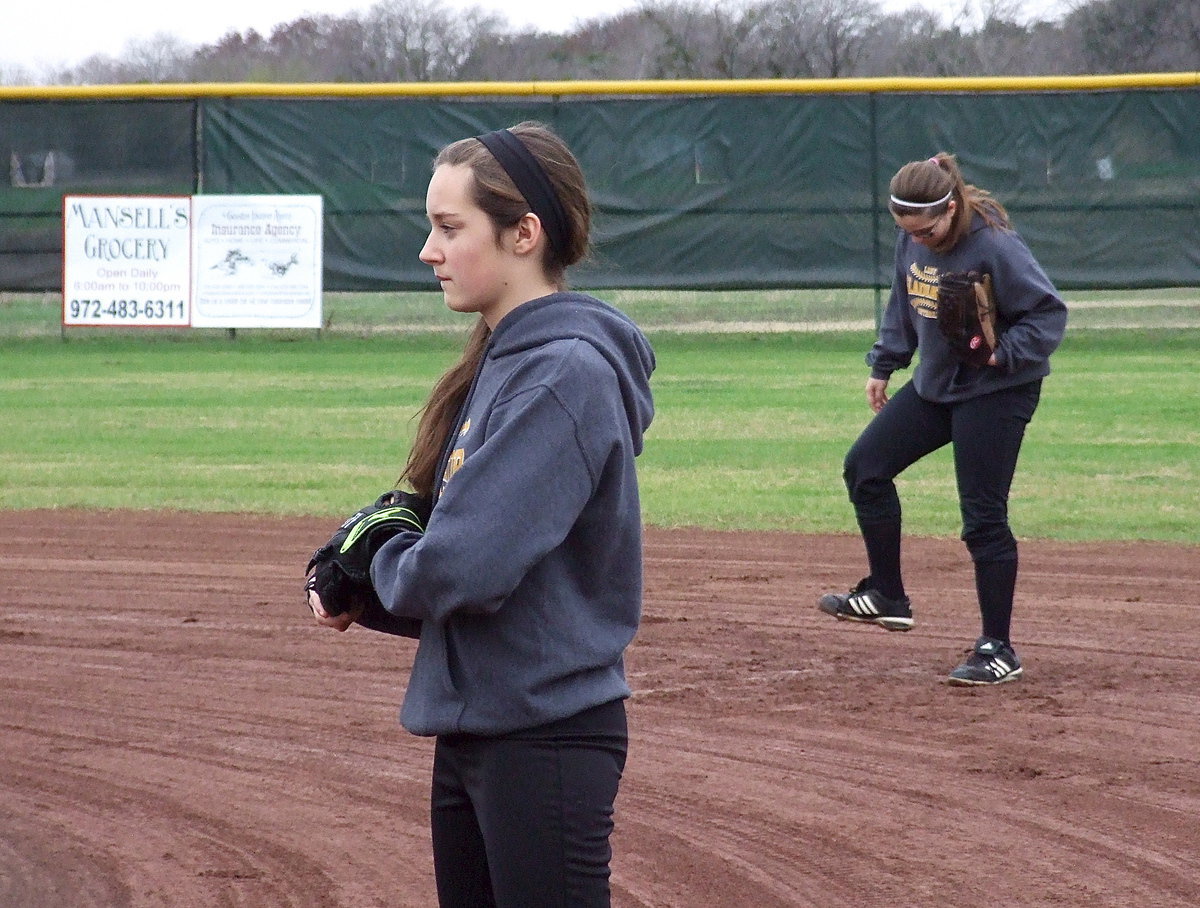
[430,699,628,908]
[842,380,1041,641]
[844,379,1042,562]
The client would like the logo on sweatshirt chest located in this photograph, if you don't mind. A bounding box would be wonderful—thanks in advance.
[906,263,940,319]
[441,418,471,489]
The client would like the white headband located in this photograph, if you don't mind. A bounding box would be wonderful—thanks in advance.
[890,189,953,208]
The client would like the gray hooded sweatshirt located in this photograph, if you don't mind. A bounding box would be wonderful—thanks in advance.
[370,292,656,737]
[869,213,1068,401]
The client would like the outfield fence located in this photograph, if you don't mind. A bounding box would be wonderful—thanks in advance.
[2,74,1199,299]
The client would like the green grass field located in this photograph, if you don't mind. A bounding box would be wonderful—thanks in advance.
[1,289,1195,544]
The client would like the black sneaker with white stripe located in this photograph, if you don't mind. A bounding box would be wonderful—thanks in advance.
[817,578,914,632]
[947,636,1023,686]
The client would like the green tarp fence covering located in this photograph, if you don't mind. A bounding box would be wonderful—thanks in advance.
[2,85,1197,292]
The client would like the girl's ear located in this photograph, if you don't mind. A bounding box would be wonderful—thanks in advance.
[511,212,545,256]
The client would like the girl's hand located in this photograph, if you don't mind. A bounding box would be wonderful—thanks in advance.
[306,587,361,632]
[866,377,890,413]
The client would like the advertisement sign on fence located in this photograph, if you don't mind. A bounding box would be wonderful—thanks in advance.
[190,195,323,329]
[62,194,323,329]
[62,195,193,327]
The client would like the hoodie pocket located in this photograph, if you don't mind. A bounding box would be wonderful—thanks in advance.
[948,361,984,392]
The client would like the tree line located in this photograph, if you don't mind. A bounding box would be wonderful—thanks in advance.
[4,0,1198,85]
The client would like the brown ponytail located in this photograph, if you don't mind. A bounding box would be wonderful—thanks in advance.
[399,318,491,497]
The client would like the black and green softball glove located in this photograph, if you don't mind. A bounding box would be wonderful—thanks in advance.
[304,490,430,617]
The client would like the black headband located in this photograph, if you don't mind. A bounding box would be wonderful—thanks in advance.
[475,128,570,255]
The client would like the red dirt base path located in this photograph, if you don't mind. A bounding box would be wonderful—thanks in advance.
[2,509,1198,907]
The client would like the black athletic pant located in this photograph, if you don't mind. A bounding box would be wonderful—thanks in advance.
[430,698,628,908]
[843,379,1042,640]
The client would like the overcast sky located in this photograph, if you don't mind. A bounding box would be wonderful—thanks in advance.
[2,0,628,72]
[2,0,1063,74]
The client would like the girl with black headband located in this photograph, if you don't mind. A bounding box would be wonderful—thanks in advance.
[816,152,1067,686]
[308,121,655,905]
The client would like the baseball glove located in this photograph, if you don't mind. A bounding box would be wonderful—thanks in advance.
[936,270,997,368]
[304,490,431,617]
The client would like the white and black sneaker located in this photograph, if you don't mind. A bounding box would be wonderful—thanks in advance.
[817,578,914,632]
[947,636,1023,686]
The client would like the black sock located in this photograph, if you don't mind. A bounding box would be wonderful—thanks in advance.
[976,558,1018,643]
[860,518,905,601]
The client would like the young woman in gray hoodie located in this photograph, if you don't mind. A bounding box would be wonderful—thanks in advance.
[817,152,1067,687]
[309,122,655,906]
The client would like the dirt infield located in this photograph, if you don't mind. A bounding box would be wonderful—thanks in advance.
[2,509,1197,907]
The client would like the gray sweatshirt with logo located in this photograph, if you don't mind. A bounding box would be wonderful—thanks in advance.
[370,293,656,737]
[868,213,1068,402]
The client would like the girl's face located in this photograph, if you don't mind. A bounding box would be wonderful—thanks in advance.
[894,200,956,249]
[419,164,516,324]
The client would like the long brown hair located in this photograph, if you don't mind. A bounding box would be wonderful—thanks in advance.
[398,122,591,497]
[888,152,1010,253]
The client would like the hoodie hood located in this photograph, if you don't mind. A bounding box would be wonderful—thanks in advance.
[488,292,656,453]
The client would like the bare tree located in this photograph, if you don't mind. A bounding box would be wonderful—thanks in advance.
[190,29,272,82]
[187,17,371,82]
[263,16,370,81]
[1065,0,1196,72]
[0,62,46,86]
[60,34,196,85]
[465,12,664,80]
[353,0,505,81]
[754,0,880,77]
[708,0,771,78]
[23,0,1200,85]
[638,0,721,78]
[122,33,194,82]
[856,9,948,76]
